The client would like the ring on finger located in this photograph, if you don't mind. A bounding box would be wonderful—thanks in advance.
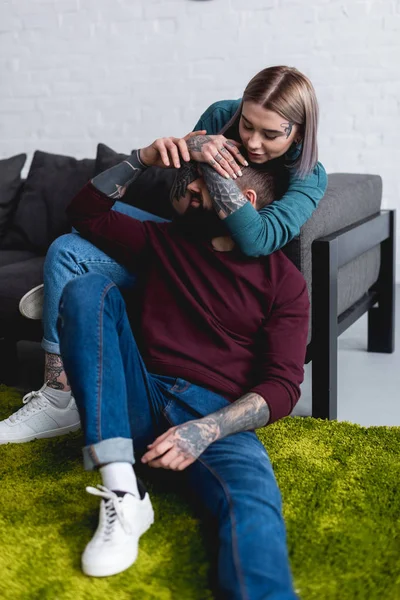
[214,153,224,163]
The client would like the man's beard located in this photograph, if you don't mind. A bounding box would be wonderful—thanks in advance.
[172,203,227,240]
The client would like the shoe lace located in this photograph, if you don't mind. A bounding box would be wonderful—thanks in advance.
[8,382,50,424]
[86,485,133,540]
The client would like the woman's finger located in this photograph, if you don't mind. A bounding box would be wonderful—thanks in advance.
[154,140,170,167]
[205,154,231,179]
[220,147,243,176]
[208,149,237,179]
[177,138,191,162]
[224,140,248,166]
[164,138,181,169]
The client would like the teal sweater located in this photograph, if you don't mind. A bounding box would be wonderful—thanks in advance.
[193,99,328,257]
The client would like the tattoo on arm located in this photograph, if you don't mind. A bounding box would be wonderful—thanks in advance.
[91,149,147,199]
[170,161,199,203]
[201,164,247,218]
[171,393,270,460]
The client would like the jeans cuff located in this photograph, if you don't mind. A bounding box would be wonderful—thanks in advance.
[83,437,135,471]
[41,336,61,355]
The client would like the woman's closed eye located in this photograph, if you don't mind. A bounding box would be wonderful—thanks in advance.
[242,122,277,140]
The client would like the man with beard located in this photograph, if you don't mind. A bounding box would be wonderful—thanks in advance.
[56,141,308,600]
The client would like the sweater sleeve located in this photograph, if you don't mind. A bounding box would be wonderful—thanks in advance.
[223,161,328,257]
[250,268,310,424]
[66,182,152,269]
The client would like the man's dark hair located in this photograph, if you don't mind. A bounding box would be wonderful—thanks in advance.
[236,164,290,210]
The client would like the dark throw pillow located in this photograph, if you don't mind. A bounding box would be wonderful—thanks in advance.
[94,143,176,220]
[0,153,27,244]
[1,150,95,253]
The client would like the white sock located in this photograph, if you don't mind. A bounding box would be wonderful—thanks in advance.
[100,462,140,498]
[42,385,72,409]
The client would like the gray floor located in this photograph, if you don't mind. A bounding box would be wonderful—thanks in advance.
[294,284,400,427]
[15,286,400,428]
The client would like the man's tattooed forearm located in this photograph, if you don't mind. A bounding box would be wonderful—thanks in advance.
[91,149,147,199]
[201,164,247,218]
[170,161,198,203]
[201,393,270,440]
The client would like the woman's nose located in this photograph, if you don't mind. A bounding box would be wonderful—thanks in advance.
[247,134,262,150]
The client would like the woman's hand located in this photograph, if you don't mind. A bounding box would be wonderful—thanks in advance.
[139,131,207,169]
[186,134,248,179]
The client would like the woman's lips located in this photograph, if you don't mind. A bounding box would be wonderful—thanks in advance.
[247,151,265,159]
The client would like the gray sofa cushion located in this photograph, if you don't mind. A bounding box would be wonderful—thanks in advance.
[283,173,382,342]
[1,151,95,253]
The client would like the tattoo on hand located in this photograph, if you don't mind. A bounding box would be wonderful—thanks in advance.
[170,161,198,202]
[281,122,293,139]
[186,134,213,154]
[173,421,220,460]
[201,164,247,217]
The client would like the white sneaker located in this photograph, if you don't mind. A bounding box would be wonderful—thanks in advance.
[19,283,44,320]
[82,483,154,577]
[0,382,81,444]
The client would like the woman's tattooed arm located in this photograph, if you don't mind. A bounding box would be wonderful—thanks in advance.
[201,164,247,219]
[91,149,148,200]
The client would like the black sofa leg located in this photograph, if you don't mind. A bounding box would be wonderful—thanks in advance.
[0,336,19,386]
[368,210,396,354]
[311,238,339,420]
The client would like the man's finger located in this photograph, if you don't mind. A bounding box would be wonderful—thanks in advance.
[148,446,180,469]
[177,456,196,471]
[142,437,174,463]
[147,428,173,449]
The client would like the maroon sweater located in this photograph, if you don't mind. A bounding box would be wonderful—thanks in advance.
[66,183,309,424]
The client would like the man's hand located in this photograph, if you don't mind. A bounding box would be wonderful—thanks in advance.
[139,131,207,170]
[141,419,219,471]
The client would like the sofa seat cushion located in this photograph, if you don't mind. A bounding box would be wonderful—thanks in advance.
[1,151,95,253]
[0,256,45,320]
[0,250,38,268]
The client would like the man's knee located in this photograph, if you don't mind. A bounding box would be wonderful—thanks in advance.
[60,273,116,318]
[44,233,80,274]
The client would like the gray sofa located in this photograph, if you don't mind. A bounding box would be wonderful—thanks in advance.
[0,145,396,419]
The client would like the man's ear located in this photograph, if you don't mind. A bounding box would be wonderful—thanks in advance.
[244,188,257,208]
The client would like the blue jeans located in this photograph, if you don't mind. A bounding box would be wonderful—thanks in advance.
[57,272,298,600]
[42,202,168,355]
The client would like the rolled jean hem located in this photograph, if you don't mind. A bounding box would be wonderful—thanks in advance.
[83,437,135,471]
[41,336,61,355]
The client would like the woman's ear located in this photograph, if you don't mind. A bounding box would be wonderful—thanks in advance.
[244,188,257,208]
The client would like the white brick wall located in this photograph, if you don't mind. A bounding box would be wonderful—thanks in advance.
[1,0,399,279]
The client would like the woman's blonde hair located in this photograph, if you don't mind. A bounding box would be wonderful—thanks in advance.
[243,66,319,179]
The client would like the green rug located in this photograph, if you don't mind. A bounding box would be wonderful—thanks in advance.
[1,384,400,600]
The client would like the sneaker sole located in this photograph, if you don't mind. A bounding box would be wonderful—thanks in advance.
[82,503,154,577]
[19,284,44,320]
[0,422,81,444]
